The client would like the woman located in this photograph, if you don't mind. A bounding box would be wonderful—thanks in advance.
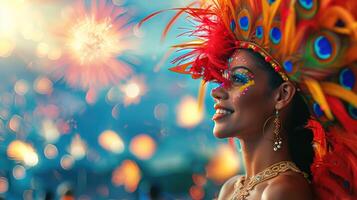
[142,0,357,199]
[213,49,313,199]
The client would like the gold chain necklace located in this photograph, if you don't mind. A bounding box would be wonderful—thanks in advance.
[231,161,308,200]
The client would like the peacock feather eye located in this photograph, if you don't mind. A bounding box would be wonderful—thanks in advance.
[339,68,355,90]
[256,26,263,39]
[313,103,324,117]
[298,0,313,10]
[268,0,276,5]
[283,61,293,73]
[270,27,282,44]
[314,36,332,60]
[239,16,249,31]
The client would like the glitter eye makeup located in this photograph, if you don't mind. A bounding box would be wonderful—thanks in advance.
[230,67,254,85]
[228,67,255,96]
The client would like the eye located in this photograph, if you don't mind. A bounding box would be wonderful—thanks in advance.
[231,73,249,84]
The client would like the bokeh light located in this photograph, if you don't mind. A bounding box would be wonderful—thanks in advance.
[14,79,29,96]
[176,96,204,128]
[44,144,58,159]
[36,42,50,58]
[41,119,60,143]
[69,134,87,160]
[98,130,125,154]
[112,160,141,192]
[0,37,15,57]
[120,76,147,106]
[205,144,241,183]
[34,76,53,95]
[154,103,169,121]
[189,185,205,200]
[129,134,156,160]
[8,115,22,133]
[7,140,39,167]
[0,177,8,194]
[13,165,26,180]
[60,154,75,170]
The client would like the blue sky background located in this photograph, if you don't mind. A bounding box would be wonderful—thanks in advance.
[0,1,243,199]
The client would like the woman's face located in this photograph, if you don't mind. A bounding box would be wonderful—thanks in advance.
[211,50,276,139]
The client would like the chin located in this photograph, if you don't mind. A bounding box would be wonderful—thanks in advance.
[213,125,234,139]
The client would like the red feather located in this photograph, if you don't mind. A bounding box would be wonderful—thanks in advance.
[326,95,357,132]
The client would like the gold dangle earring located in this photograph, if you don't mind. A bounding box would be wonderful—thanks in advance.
[273,109,282,151]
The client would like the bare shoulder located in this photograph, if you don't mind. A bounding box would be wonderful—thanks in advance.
[217,175,241,200]
[261,173,313,200]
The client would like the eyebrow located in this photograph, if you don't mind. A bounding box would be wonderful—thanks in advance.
[229,66,254,74]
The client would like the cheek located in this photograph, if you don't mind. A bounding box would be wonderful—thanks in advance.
[231,80,256,105]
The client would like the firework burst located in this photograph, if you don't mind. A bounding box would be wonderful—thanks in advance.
[54,0,134,91]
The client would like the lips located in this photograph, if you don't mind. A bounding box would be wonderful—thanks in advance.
[212,104,234,121]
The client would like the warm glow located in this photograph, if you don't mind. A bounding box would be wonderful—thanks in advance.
[68,17,122,65]
[13,165,26,180]
[0,1,20,36]
[124,83,140,98]
[205,144,241,183]
[189,185,205,200]
[34,76,53,95]
[48,47,62,60]
[119,76,147,106]
[69,134,87,160]
[0,0,35,57]
[112,160,141,192]
[0,38,15,57]
[41,119,60,143]
[176,96,204,128]
[53,1,133,90]
[14,79,29,96]
[129,134,156,160]
[8,115,21,132]
[36,42,49,58]
[98,130,125,154]
[60,154,75,170]
[7,140,39,167]
[44,144,58,159]
[0,177,8,194]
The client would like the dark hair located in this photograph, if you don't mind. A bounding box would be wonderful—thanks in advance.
[243,49,314,178]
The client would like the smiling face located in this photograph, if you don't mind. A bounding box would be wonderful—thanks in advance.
[211,49,278,139]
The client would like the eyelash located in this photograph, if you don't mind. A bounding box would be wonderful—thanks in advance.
[231,72,250,84]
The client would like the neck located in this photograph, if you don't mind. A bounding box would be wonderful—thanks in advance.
[239,130,291,177]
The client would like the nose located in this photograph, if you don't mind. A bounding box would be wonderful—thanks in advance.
[211,85,228,101]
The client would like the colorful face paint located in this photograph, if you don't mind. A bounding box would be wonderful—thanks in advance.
[228,67,255,96]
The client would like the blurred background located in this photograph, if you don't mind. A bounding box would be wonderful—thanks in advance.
[0,0,243,199]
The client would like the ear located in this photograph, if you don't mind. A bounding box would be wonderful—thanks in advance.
[274,81,296,110]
